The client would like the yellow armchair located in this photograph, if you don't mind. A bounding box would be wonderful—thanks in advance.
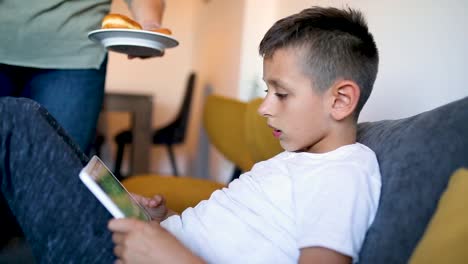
[123,175,224,214]
[202,95,281,172]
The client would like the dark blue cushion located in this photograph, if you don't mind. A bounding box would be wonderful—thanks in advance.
[357,97,468,264]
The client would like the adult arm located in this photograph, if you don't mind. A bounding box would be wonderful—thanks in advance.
[126,0,166,30]
[124,0,166,58]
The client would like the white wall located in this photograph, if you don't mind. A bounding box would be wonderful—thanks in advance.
[191,0,245,99]
[238,0,278,101]
[274,0,468,121]
[189,0,246,182]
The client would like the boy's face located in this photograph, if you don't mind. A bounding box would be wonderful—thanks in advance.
[259,47,332,153]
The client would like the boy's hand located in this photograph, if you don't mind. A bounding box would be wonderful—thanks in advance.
[131,193,168,222]
[109,218,205,264]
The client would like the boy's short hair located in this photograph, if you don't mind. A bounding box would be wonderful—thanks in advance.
[259,6,379,117]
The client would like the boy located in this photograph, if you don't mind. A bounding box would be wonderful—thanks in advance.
[109,6,381,264]
[0,6,379,264]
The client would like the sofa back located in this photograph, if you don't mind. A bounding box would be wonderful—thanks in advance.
[357,97,468,263]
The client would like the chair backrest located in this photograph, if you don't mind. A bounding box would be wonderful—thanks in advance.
[166,72,196,143]
[203,95,282,172]
[244,97,282,163]
[203,95,253,172]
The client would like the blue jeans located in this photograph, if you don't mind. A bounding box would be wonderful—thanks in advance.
[0,97,115,262]
[0,59,107,154]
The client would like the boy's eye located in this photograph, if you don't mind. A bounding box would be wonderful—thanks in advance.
[275,93,288,99]
[264,89,288,99]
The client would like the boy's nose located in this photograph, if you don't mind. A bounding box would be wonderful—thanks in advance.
[257,97,271,117]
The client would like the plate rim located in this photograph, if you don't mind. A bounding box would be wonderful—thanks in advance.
[88,28,179,48]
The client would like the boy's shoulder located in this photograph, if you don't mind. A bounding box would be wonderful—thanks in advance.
[285,143,380,181]
[259,143,377,164]
[251,143,379,179]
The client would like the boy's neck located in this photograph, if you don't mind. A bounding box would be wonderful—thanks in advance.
[305,121,357,154]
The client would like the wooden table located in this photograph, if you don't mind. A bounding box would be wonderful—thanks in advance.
[103,92,153,175]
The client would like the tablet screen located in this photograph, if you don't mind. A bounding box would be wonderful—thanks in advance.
[80,156,151,221]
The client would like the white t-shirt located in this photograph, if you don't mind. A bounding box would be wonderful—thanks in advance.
[161,143,381,263]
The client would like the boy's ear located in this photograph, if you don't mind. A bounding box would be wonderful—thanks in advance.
[328,80,360,121]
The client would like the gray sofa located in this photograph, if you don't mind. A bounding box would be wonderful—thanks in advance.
[357,96,468,263]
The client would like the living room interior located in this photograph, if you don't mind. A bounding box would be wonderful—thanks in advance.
[1,0,467,262]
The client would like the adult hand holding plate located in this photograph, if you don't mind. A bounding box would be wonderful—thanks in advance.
[88,14,179,58]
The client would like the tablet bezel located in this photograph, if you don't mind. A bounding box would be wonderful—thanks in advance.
[79,155,151,221]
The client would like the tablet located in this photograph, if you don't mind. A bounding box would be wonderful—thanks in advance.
[79,155,151,221]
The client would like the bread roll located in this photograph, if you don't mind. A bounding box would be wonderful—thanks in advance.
[101,13,173,35]
[101,14,142,30]
[151,28,172,35]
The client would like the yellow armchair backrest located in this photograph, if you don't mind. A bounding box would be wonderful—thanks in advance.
[244,97,282,164]
[203,95,282,172]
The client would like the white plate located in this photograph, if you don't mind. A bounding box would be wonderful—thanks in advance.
[88,29,179,57]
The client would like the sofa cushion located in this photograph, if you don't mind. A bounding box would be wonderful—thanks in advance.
[409,168,468,264]
[357,97,468,263]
